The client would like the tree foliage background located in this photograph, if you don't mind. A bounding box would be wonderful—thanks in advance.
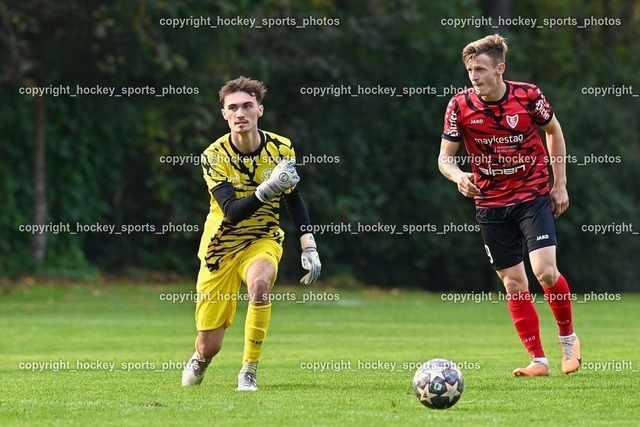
[1,0,639,292]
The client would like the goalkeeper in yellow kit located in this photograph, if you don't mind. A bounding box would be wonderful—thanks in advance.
[181,76,322,391]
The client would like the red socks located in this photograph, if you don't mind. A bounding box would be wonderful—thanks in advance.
[507,291,545,358]
[508,276,575,358]
[542,274,574,336]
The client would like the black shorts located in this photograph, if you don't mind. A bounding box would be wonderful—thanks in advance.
[476,195,557,270]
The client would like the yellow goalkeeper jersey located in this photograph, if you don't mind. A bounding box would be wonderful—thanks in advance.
[197,130,296,271]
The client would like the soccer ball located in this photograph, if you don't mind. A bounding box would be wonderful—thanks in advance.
[412,358,464,409]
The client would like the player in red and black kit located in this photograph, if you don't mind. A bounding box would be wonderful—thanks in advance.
[438,34,581,377]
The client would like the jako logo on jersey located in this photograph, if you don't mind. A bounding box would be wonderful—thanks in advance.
[536,234,549,241]
[470,118,483,124]
[506,114,519,129]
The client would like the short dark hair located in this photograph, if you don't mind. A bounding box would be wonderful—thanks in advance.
[219,76,267,106]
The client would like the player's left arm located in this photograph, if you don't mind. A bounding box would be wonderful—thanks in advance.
[541,115,569,219]
[283,187,321,285]
[280,143,321,284]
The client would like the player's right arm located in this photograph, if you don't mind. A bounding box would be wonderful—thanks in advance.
[211,183,263,224]
[203,150,299,224]
[201,147,260,224]
[439,97,479,198]
[438,140,479,198]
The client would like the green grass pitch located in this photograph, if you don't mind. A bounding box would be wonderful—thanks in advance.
[1,283,638,426]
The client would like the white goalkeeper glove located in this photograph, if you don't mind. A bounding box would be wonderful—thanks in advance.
[300,233,321,285]
[255,159,300,202]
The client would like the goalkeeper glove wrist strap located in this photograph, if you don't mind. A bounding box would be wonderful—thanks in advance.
[300,233,317,250]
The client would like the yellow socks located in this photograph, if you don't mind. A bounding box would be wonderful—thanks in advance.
[243,303,272,363]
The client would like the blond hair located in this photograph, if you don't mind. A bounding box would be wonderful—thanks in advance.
[462,34,508,67]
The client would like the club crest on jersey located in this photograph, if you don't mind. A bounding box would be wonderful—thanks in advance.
[262,168,273,182]
[506,114,519,129]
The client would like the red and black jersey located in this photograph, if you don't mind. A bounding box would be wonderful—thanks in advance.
[442,80,554,208]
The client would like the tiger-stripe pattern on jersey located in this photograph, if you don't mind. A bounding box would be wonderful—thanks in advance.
[198,130,295,272]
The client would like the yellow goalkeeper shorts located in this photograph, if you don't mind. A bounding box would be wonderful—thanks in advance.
[194,238,282,331]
